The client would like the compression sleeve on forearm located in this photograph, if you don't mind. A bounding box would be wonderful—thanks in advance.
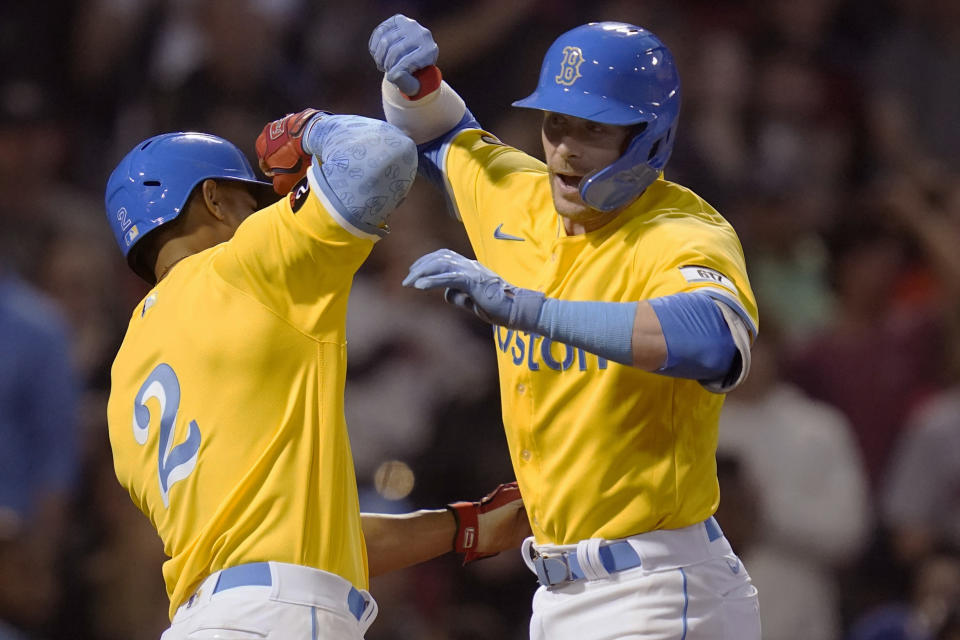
[301,114,417,239]
[381,77,469,145]
[648,292,738,383]
[382,75,484,210]
[531,299,638,366]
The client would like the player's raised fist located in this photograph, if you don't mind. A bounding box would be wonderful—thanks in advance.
[369,14,441,99]
[256,108,326,195]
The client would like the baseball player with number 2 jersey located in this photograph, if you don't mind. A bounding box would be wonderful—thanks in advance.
[104,110,529,639]
[371,15,762,640]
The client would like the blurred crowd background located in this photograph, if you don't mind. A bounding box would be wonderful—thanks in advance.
[1,0,959,638]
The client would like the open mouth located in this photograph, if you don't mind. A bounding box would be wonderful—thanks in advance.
[556,173,582,189]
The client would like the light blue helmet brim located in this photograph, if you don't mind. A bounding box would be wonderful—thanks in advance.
[512,91,651,126]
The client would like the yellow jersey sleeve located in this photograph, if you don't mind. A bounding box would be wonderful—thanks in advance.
[213,179,375,341]
[632,194,759,337]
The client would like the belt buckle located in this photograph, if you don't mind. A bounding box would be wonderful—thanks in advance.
[535,553,571,586]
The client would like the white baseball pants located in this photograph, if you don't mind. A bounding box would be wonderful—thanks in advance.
[160,562,377,640]
[524,518,761,640]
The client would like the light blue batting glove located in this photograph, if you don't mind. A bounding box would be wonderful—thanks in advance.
[369,14,439,96]
[403,249,545,330]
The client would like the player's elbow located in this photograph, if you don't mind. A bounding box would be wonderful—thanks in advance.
[360,126,418,201]
[657,337,737,381]
[699,340,738,376]
[312,118,419,234]
[381,126,418,173]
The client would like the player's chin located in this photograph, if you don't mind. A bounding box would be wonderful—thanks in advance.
[551,190,591,218]
[548,179,586,215]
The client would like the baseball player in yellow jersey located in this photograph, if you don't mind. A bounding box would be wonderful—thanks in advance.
[103,110,529,639]
[370,16,762,640]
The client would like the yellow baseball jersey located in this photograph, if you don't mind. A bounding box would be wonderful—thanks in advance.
[433,129,758,545]
[107,182,373,619]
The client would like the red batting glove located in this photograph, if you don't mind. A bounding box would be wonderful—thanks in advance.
[448,481,523,564]
[255,108,326,194]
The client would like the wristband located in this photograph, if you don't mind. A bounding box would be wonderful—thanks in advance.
[404,66,443,100]
[447,501,479,554]
[446,481,521,564]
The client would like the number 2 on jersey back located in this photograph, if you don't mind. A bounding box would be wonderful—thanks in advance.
[132,363,202,507]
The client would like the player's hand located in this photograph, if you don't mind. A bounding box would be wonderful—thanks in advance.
[403,249,545,331]
[448,482,531,564]
[255,108,327,195]
[369,14,440,98]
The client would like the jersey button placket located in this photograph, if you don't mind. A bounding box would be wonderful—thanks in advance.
[538,238,569,293]
[516,381,532,464]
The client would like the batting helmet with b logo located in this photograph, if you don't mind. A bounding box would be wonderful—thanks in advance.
[513,22,681,211]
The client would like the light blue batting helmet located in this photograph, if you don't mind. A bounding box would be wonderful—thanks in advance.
[513,22,681,211]
[105,132,275,277]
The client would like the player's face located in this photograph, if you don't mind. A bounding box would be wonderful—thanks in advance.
[541,112,631,223]
[218,181,261,232]
[200,180,262,247]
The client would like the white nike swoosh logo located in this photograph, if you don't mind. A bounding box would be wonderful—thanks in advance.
[493,224,525,241]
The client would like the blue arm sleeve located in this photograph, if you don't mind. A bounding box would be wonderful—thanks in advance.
[302,114,417,237]
[648,292,738,381]
[530,292,738,379]
[533,299,637,365]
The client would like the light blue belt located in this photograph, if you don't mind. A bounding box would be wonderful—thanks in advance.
[532,541,642,587]
[533,517,724,587]
[212,562,367,621]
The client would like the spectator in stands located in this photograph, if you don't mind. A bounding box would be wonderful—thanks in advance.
[719,320,871,640]
[0,259,80,639]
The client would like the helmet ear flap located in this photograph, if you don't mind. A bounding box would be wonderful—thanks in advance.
[580,157,660,212]
[579,118,678,212]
